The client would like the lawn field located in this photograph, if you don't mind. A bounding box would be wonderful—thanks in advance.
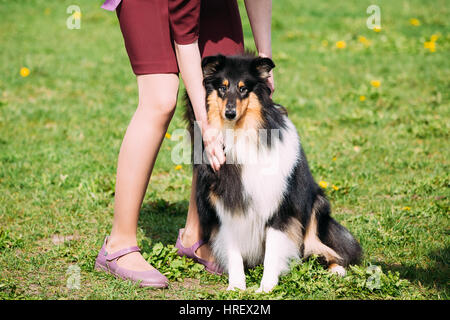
[0,0,448,300]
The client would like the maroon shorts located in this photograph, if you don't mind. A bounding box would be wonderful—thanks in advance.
[116,0,244,75]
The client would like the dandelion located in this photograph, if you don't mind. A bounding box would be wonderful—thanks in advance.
[373,26,382,32]
[430,34,439,42]
[174,165,182,170]
[165,132,172,139]
[402,206,411,211]
[370,80,381,88]
[424,41,436,52]
[424,34,438,52]
[20,67,30,77]
[332,185,339,191]
[335,41,346,49]
[332,156,337,161]
[319,181,328,189]
[359,95,366,102]
[409,18,420,26]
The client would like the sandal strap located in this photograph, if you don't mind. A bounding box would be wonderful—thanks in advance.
[190,239,206,253]
[178,229,205,253]
[106,246,141,261]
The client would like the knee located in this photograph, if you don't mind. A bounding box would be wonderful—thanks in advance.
[138,95,177,118]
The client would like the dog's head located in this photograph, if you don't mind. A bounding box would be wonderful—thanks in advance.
[202,54,275,123]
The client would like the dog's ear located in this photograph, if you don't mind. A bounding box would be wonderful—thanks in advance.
[202,55,226,78]
[251,57,275,79]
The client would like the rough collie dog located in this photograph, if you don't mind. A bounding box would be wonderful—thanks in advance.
[185,53,362,292]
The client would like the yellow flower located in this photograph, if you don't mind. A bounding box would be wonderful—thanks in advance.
[332,185,339,191]
[165,132,172,139]
[20,67,30,77]
[332,156,337,161]
[335,41,346,49]
[409,18,420,26]
[73,11,82,19]
[174,165,182,170]
[319,181,328,189]
[359,95,366,101]
[430,34,439,42]
[424,41,436,52]
[370,80,381,88]
[402,206,411,211]
[373,26,382,32]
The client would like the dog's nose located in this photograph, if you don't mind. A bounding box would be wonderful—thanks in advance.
[225,105,236,120]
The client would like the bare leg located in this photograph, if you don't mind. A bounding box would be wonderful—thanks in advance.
[180,170,214,261]
[105,73,179,271]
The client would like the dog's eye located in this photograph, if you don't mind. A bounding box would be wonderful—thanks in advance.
[218,86,227,94]
[239,86,247,94]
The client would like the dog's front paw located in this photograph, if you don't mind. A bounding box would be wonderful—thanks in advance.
[257,278,278,293]
[328,263,346,277]
[227,281,246,291]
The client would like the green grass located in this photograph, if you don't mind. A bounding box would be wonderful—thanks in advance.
[0,0,448,300]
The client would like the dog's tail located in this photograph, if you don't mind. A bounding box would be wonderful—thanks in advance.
[303,192,362,267]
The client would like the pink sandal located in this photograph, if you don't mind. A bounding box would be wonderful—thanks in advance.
[175,229,224,275]
[95,237,169,288]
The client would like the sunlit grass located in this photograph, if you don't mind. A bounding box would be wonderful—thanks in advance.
[0,0,448,299]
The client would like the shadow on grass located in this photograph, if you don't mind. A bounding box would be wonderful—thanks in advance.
[377,246,449,293]
[138,198,189,247]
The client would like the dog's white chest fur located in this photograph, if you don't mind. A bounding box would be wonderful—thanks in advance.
[213,118,301,267]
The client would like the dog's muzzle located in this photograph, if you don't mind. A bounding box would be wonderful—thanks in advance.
[225,104,236,120]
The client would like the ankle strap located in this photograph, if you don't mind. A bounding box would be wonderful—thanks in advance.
[178,229,205,253]
[190,239,206,253]
[106,246,141,261]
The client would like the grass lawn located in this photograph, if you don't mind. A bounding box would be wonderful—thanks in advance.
[0,0,448,300]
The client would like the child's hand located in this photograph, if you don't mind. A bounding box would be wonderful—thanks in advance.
[202,124,225,172]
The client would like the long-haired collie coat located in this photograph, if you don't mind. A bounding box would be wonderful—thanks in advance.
[185,53,362,292]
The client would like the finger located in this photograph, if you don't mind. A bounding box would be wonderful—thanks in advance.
[216,130,224,144]
[206,146,219,170]
[206,152,217,172]
[211,156,221,171]
[207,155,216,172]
[214,145,226,164]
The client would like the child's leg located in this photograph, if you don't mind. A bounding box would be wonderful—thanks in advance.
[106,73,179,271]
[180,170,215,261]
